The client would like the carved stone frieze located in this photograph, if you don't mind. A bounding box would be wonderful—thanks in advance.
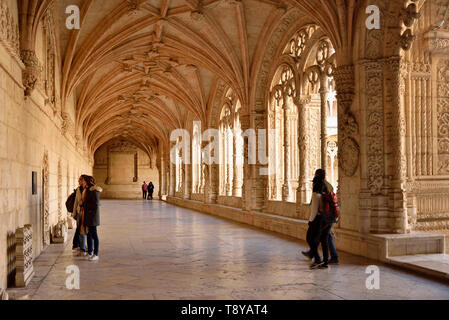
[364,60,384,194]
[0,0,20,60]
[437,59,449,174]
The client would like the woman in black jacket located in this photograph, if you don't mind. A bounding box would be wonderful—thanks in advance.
[81,175,103,261]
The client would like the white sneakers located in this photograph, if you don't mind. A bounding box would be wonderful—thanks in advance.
[89,255,99,261]
[86,254,99,261]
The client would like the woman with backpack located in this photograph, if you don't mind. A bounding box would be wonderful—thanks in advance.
[72,176,87,255]
[307,173,333,269]
[80,175,102,261]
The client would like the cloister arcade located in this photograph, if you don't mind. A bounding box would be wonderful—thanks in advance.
[1,0,449,292]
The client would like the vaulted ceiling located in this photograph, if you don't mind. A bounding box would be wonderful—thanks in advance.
[19,0,362,157]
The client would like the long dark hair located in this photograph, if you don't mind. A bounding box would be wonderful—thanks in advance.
[82,175,96,188]
[312,176,328,194]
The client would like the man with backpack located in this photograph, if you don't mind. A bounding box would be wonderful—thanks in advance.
[302,169,340,268]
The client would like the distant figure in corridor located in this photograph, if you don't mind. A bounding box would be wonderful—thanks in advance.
[72,176,87,256]
[81,175,102,261]
[148,182,154,200]
[142,181,148,200]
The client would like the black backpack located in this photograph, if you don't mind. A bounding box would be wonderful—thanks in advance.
[65,189,77,213]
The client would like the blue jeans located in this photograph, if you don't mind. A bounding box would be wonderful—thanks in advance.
[73,226,87,252]
[328,230,338,260]
[87,226,99,256]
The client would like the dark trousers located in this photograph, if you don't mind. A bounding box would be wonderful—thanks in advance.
[87,226,99,256]
[148,191,153,200]
[309,216,332,264]
[73,224,81,249]
[143,191,147,199]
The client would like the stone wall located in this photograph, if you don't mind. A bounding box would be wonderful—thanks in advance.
[93,139,160,199]
[0,3,91,288]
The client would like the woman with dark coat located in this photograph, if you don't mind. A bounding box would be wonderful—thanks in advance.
[81,175,102,261]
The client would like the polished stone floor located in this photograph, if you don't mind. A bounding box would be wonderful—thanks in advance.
[10,200,449,300]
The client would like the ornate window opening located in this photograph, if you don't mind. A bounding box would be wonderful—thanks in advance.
[175,137,183,193]
[268,26,339,204]
[192,123,202,193]
[218,89,243,197]
[268,65,298,202]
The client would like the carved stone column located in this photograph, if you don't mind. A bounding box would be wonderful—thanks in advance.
[319,74,329,170]
[251,112,268,211]
[282,98,290,201]
[385,57,408,233]
[240,115,251,211]
[232,120,243,196]
[184,160,192,200]
[296,96,310,205]
[169,143,176,197]
[203,139,218,204]
[157,155,162,198]
[226,126,233,196]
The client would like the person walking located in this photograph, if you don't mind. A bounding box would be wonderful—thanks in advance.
[304,173,333,269]
[142,181,148,200]
[147,182,154,200]
[81,175,102,261]
[72,176,87,255]
[302,169,339,265]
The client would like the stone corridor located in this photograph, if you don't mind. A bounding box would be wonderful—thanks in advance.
[8,200,449,300]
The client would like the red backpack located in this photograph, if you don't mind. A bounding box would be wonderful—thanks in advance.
[321,190,340,224]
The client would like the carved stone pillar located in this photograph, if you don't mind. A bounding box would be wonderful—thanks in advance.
[203,139,218,204]
[15,225,34,287]
[296,96,310,205]
[251,112,267,211]
[240,115,250,211]
[226,127,233,196]
[282,99,290,201]
[232,123,243,197]
[184,161,192,200]
[385,57,408,233]
[157,155,162,198]
[169,143,176,197]
[319,74,329,170]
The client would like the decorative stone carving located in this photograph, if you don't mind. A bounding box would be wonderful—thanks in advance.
[254,9,301,112]
[127,0,139,14]
[52,220,68,244]
[334,65,360,177]
[0,0,20,59]
[364,60,384,194]
[437,59,449,174]
[61,113,75,137]
[43,151,50,245]
[15,225,34,287]
[43,11,57,111]
[21,50,42,96]
[284,24,317,58]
